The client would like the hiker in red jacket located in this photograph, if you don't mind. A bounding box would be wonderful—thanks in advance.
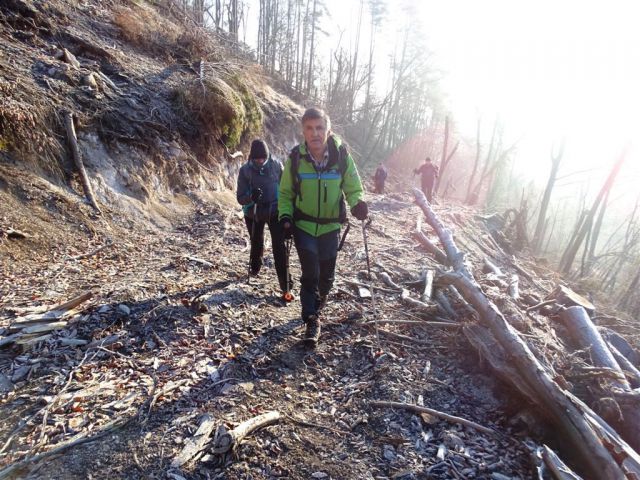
[414,157,439,202]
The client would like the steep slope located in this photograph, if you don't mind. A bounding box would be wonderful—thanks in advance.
[1,0,301,235]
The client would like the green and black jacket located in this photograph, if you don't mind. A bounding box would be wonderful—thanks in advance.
[278,134,364,237]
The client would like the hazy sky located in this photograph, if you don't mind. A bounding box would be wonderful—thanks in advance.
[242,0,639,197]
[414,0,639,189]
[340,0,637,190]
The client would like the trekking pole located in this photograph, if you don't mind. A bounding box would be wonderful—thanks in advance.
[283,237,294,302]
[247,203,258,284]
[361,217,379,346]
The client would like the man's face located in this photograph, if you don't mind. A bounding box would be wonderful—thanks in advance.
[253,157,266,167]
[302,118,328,152]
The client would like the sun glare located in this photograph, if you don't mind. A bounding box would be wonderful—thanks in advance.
[417,0,640,186]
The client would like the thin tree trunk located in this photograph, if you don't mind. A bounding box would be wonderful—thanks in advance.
[466,117,481,204]
[533,144,563,252]
[560,150,628,274]
[305,0,317,95]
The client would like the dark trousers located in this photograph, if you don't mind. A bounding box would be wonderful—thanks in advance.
[294,227,340,320]
[245,215,290,292]
[422,180,435,203]
[374,179,385,194]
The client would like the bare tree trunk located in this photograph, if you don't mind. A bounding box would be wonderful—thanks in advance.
[542,207,559,255]
[465,117,481,204]
[305,0,317,95]
[560,150,627,274]
[533,142,563,252]
[228,0,239,41]
[584,187,611,274]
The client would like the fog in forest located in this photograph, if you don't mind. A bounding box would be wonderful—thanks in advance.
[196,0,638,313]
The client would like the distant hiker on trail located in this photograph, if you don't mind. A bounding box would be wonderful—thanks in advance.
[279,108,367,347]
[373,164,388,194]
[237,139,292,301]
[414,156,439,202]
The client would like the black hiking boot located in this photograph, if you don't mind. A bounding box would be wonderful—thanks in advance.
[303,315,320,347]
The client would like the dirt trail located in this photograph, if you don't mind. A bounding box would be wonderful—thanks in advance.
[0,186,535,479]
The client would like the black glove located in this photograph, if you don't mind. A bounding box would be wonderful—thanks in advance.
[351,201,368,221]
[280,216,293,239]
[251,187,263,203]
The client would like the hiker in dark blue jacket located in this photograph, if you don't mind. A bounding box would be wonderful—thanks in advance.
[237,139,292,301]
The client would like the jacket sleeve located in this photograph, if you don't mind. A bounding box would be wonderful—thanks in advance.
[278,156,295,220]
[236,165,252,206]
[342,151,364,209]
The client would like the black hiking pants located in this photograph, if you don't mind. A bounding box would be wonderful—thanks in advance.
[244,215,290,292]
[422,180,435,203]
[294,227,340,321]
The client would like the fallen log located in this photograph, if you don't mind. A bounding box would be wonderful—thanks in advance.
[547,285,595,315]
[560,306,640,450]
[541,444,583,480]
[412,188,640,479]
[483,257,504,276]
[367,319,459,328]
[411,230,448,265]
[400,289,439,313]
[211,410,280,454]
[433,289,457,318]
[421,268,434,302]
[559,306,629,390]
[343,279,399,294]
[608,343,640,387]
[370,400,496,435]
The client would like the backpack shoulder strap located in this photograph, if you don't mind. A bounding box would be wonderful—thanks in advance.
[337,144,348,175]
[289,146,302,200]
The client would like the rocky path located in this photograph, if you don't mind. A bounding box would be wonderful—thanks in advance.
[0,191,535,479]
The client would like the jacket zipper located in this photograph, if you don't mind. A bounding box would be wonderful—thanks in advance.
[324,182,328,202]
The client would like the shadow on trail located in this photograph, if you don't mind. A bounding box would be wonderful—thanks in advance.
[42,274,319,478]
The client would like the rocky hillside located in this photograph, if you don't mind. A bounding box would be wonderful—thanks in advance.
[1,0,302,234]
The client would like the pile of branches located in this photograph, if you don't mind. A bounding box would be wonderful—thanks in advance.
[409,188,640,478]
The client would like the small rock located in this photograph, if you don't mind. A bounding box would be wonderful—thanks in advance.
[0,373,14,393]
[117,304,131,316]
[311,473,328,479]
[383,444,397,462]
[11,365,30,382]
[62,48,80,69]
[82,73,97,89]
[442,431,465,450]
[98,305,111,313]
[490,474,512,480]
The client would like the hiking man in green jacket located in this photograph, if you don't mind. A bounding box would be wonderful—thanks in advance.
[279,108,368,346]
